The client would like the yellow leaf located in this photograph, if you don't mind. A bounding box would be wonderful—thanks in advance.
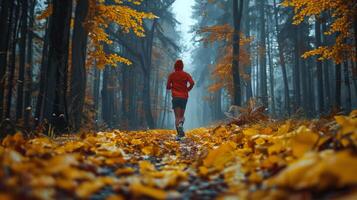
[255,137,266,145]
[268,141,284,155]
[203,142,236,170]
[115,167,135,176]
[106,194,124,200]
[290,126,319,157]
[76,177,115,198]
[139,161,155,174]
[142,146,154,155]
[130,183,168,200]
[261,127,273,135]
[243,128,259,136]
[30,175,56,187]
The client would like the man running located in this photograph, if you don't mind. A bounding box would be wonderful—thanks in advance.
[166,60,195,140]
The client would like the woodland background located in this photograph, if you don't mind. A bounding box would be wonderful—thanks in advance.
[0,0,356,134]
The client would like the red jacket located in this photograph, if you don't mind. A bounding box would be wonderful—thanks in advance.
[166,67,195,99]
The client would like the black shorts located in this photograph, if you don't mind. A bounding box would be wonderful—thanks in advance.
[172,97,188,110]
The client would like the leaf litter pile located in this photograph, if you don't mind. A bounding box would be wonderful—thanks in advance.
[1,110,357,199]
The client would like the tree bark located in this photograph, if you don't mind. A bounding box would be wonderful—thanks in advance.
[343,61,351,113]
[258,0,268,107]
[293,25,301,110]
[315,20,324,114]
[42,0,72,133]
[16,0,28,121]
[273,0,290,115]
[243,0,252,102]
[0,0,13,120]
[140,19,157,129]
[5,2,20,119]
[232,0,243,106]
[102,66,112,127]
[69,0,89,131]
[35,17,50,125]
[322,15,331,111]
[335,63,342,108]
[24,0,36,129]
[353,9,357,62]
[267,28,275,116]
[301,60,310,116]
[143,73,154,128]
[307,58,315,116]
[93,67,100,121]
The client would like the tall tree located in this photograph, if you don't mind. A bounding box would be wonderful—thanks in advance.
[24,0,36,128]
[335,63,342,108]
[35,17,50,124]
[16,0,28,120]
[42,0,73,132]
[258,0,268,107]
[232,0,244,106]
[343,61,352,113]
[293,25,301,110]
[273,0,290,115]
[5,1,20,119]
[69,0,89,131]
[315,19,324,114]
[0,0,13,121]
[242,0,252,102]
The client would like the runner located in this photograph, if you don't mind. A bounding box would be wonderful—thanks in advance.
[166,60,195,140]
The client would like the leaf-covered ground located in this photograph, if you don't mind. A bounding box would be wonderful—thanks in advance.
[1,110,357,200]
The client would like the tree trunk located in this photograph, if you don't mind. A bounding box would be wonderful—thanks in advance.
[293,25,301,110]
[69,0,89,131]
[335,63,342,108]
[343,61,351,113]
[129,67,137,129]
[258,0,268,107]
[243,0,252,101]
[301,60,309,116]
[315,20,324,114]
[24,0,35,129]
[42,0,72,133]
[16,0,28,121]
[121,66,128,127]
[273,0,290,115]
[93,67,100,121]
[267,26,275,116]
[0,0,13,120]
[102,66,113,127]
[140,19,157,129]
[5,2,20,119]
[143,71,154,129]
[160,90,169,128]
[307,58,315,116]
[35,17,50,125]
[353,9,357,62]
[322,16,331,111]
[232,0,244,106]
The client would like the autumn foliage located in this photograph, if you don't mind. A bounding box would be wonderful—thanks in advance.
[37,0,156,69]
[282,0,357,63]
[198,24,251,95]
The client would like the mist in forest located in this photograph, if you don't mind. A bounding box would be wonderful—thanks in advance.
[0,0,356,134]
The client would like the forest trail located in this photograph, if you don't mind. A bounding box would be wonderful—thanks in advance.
[1,110,357,199]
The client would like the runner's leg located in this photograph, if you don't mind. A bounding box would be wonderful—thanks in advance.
[179,109,185,125]
[174,108,181,127]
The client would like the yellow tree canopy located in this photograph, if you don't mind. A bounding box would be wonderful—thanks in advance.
[37,0,156,69]
[198,24,251,95]
[282,0,357,63]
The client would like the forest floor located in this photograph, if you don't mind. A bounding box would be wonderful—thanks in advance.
[1,110,357,200]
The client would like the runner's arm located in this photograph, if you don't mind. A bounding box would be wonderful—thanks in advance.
[166,76,172,90]
[187,74,195,91]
